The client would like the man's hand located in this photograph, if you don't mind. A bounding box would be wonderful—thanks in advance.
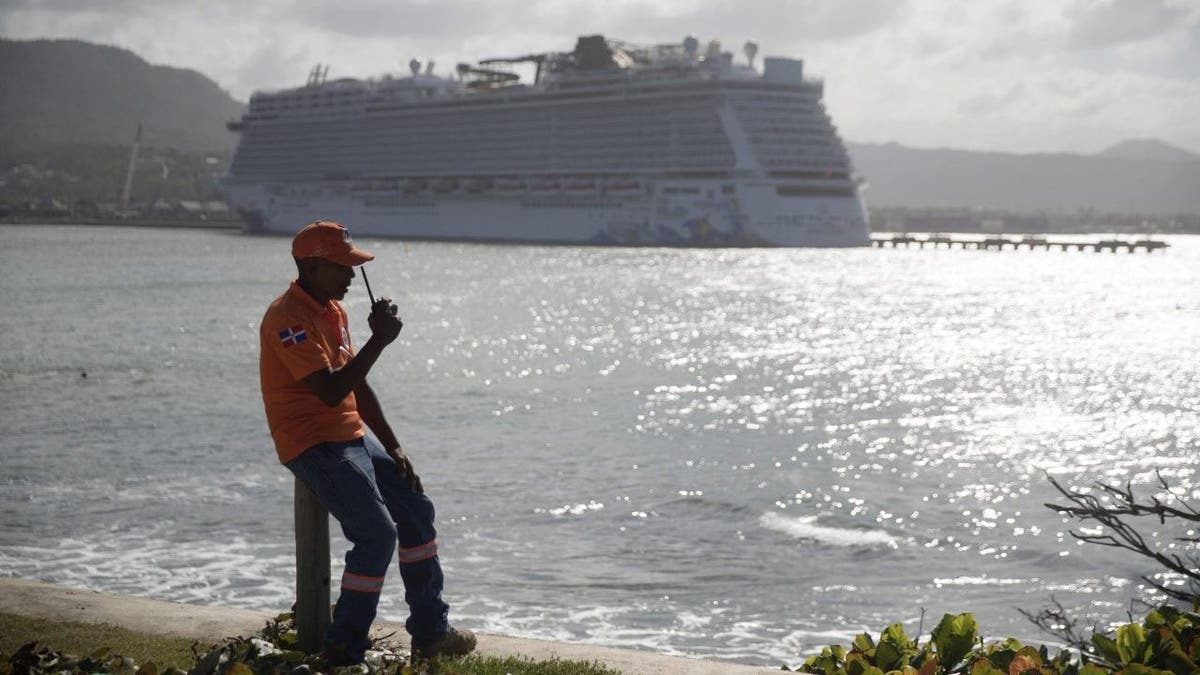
[368,297,403,344]
[388,445,424,493]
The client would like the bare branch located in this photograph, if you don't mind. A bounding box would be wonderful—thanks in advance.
[1026,472,1200,644]
[1016,596,1106,661]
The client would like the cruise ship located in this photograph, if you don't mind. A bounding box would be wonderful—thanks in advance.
[221,35,869,247]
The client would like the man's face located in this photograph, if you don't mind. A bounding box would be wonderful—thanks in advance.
[309,258,356,301]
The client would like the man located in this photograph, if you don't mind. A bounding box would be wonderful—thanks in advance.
[259,220,476,664]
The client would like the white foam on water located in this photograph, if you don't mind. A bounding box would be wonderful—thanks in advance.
[932,575,1026,587]
[759,512,900,549]
[0,533,295,611]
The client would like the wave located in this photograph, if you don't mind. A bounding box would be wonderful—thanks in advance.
[759,512,899,549]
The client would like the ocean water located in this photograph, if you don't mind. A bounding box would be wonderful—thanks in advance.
[1,225,1198,668]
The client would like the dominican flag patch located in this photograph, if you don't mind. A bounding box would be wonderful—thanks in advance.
[278,325,308,347]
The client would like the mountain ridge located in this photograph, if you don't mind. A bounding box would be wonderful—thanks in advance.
[1095,138,1200,162]
[0,38,244,154]
[846,140,1200,215]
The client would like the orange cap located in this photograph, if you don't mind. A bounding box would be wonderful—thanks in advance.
[291,221,375,266]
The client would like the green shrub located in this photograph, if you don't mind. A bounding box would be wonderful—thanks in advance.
[791,606,1200,675]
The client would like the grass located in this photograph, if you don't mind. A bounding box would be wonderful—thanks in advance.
[423,655,623,675]
[0,611,623,675]
[0,611,203,669]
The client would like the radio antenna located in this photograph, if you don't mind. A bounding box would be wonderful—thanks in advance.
[361,267,376,306]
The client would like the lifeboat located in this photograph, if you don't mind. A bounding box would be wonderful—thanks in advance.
[464,177,494,194]
[563,178,595,194]
[529,177,560,193]
[496,177,526,193]
[433,177,460,194]
[605,178,641,194]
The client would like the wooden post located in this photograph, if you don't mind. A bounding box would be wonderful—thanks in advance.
[294,477,331,654]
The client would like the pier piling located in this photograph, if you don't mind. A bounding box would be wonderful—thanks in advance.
[870,233,1168,253]
[295,478,331,654]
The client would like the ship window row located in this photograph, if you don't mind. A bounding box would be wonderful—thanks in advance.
[764,155,849,166]
[730,92,819,102]
[238,124,730,145]
[744,126,835,138]
[760,158,850,169]
[232,159,770,182]
[756,145,844,156]
[245,121,730,146]
[233,147,736,171]
[351,113,723,132]
[249,89,807,121]
[233,143,734,164]
[738,113,826,124]
[758,159,849,171]
[352,121,728,139]
[747,130,837,142]
[231,150,736,178]
[756,154,848,165]
[231,140,735,161]
[257,91,366,107]
[362,98,722,121]
[250,120,729,140]
[236,128,732,152]
[751,136,839,147]
[752,150,844,162]
[738,117,830,131]
[734,104,817,114]
[233,157,739,174]
[738,116,831,128]
[739,114,825,128]
[735,105,818,117]
[338,127,729,145]
[249,111,725,136]
[740,119,827,131]
[389,99,722,122]
[732,97,816,106]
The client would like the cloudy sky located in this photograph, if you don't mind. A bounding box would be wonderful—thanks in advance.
[3,0,1198,154]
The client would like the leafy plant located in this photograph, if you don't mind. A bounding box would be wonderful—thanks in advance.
[790,605,1200,675]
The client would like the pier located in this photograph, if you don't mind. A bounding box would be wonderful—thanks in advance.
[870,233,1169,253]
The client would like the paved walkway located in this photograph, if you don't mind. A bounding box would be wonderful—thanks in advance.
[0,578,781,674]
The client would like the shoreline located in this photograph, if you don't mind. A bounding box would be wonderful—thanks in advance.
[0,577,782,674]
[2,216,242,230]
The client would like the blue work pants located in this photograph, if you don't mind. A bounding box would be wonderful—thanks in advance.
[286,436,449,661]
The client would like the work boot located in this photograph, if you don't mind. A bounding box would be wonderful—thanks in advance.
[411,626,477,660]
[321,641,364,668]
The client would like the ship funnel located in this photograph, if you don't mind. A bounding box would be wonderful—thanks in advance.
[425,60,435,75]
[743,41,758,68]
[409,59,421,76]
[705,40,722,62]
[683,35,699,58]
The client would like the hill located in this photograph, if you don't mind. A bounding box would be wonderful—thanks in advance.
[847,141,1200,216]
[1096,138,1200,162]
[0,39,244,155]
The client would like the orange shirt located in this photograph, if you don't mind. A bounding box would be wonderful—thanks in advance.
[260,281,364,463]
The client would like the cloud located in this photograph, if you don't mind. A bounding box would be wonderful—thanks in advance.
[281,0,909,50]
[1065,0,1192,49]
[2,0,1199,154]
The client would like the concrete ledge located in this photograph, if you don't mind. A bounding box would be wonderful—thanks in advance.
[0,578,780,674]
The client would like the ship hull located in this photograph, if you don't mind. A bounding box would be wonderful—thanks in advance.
[222,179,869,248]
